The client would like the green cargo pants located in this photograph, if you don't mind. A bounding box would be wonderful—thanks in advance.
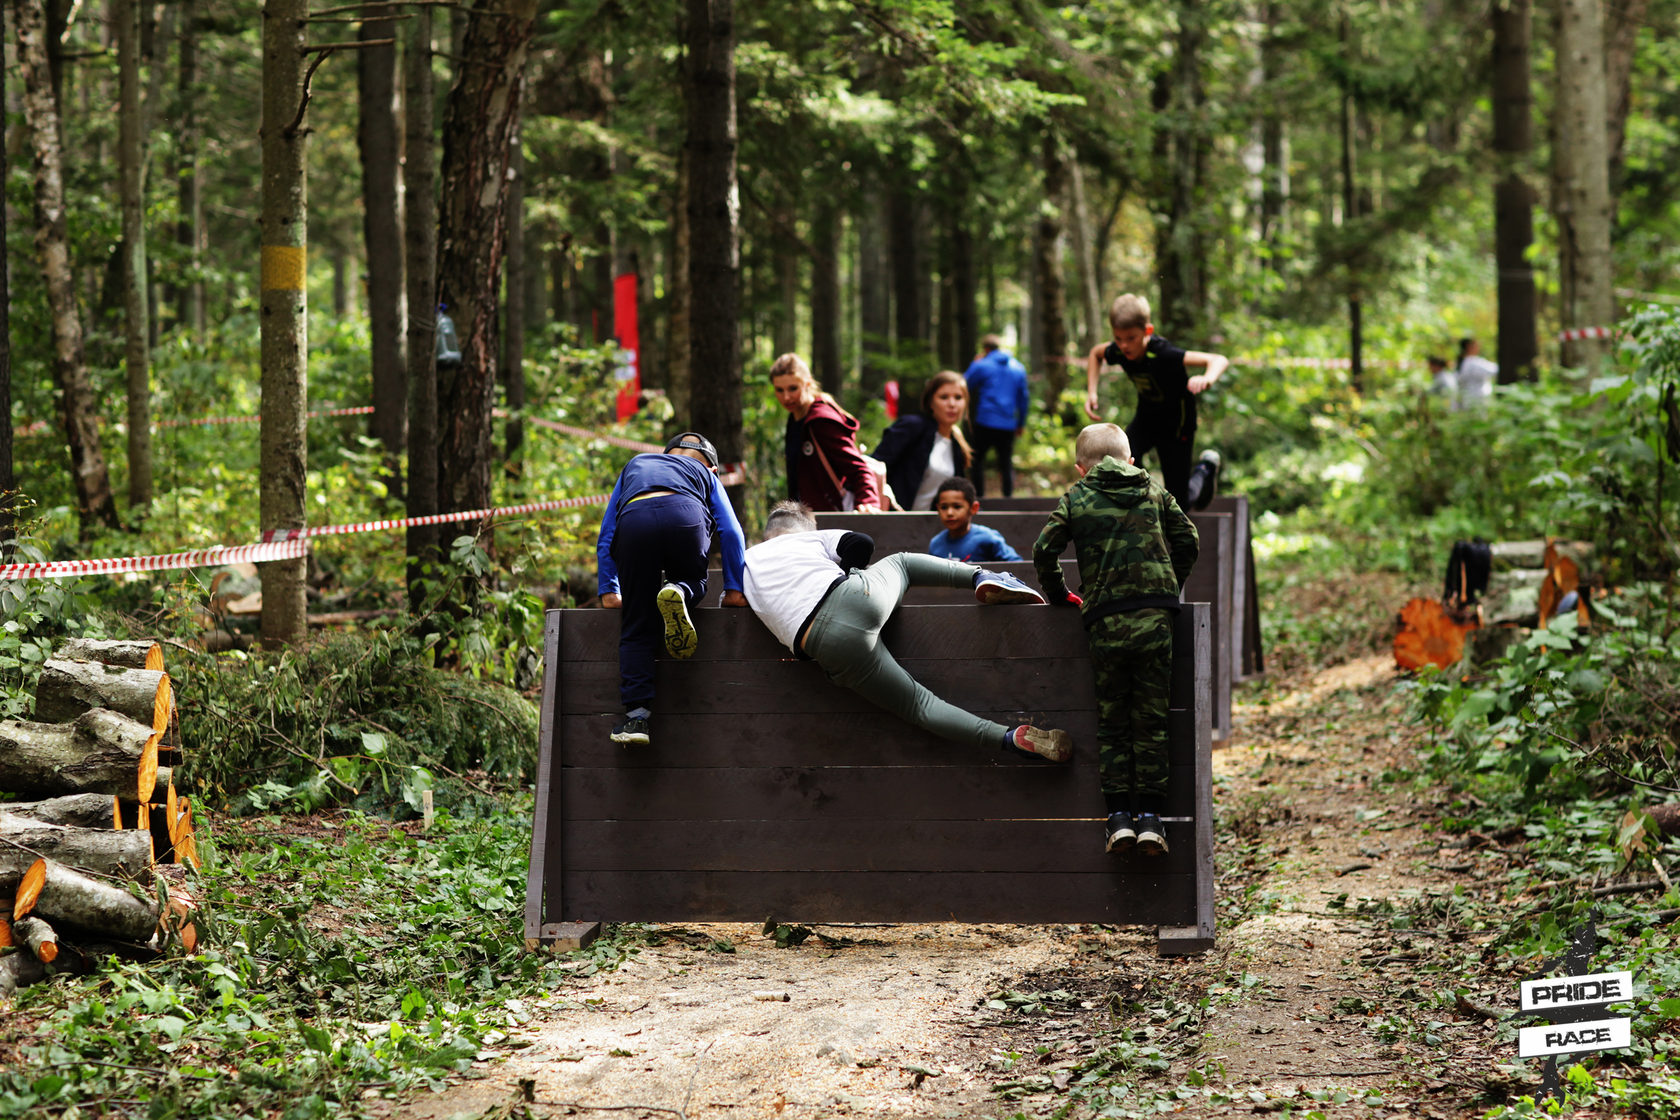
[1089,607,1174,812]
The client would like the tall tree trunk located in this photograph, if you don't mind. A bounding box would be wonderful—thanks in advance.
[811,201,840,389]
[772,221,797,356]
[14,0,120,533]
[950,209,977,365]
[360,6,406,483]
[142,0,167,348]
[667,145,691,424]
[404,2,439,606]
[117,0,150,510]
[1493,0,1538,383]
[1155,3,1205,338]
[175,0,203,334]
[0,2,13,547]
[258,0,309,645]
[1259,0,1287,260]
[1340,17,1363,393]
[435,0,536,539]
[888,177,922,355]
[1035,131,1070,411]
[684,0,741,470]
[1553,0,1615,369]
[857,188,890,403]
[1066,157,1101,352]
[1604,0,1649,197]
[502,125,525,474]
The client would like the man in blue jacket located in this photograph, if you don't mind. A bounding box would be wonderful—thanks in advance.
[964,335,1030,498]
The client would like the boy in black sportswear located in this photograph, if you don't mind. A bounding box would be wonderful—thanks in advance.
[1082,293,1228,510]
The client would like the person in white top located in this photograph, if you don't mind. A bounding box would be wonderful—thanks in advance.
[1456,337,1497,409]
[742,502,1073,761]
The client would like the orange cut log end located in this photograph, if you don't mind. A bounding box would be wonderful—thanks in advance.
[167,783,179,844]
[0,914,11,949]
[138,734,160,804]
[144,643,163,672]
[152,674,173,736]
[113,795,123,830]
[14,860,46,920]
[1394,597,1476,671]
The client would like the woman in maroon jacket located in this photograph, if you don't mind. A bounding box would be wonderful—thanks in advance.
[770,354,882,513]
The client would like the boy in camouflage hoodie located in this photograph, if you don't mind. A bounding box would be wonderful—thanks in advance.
[1033,423,1199,855]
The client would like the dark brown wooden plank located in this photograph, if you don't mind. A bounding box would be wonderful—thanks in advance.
[1186,512,1232,741]
[816,511,1061,558]
[1179,602,1217,950]
[557,603,1193,666]
[524,611,565,941]
[707,560,1087,605]
[555,870,1201,926]
[562,763,1103,821]
[556,656,1100,715]
[560,819,1198,875]
[979,497,1059,512]
[560,762,1202,821]
[1205,496,1263,680]
[555,707,1196,769]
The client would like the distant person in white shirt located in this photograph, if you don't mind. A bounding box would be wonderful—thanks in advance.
[1456,337,1498,409]
[1426,354,1457,401]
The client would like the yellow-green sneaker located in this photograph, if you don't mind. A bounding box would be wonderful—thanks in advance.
[657,583,698,658]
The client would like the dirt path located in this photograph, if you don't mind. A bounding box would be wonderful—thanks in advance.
[396,657,1518,1120]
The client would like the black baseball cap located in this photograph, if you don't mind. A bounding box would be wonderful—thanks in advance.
[664,432,720,469]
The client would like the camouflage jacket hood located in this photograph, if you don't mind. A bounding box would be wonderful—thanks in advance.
[1031,455,1200,624]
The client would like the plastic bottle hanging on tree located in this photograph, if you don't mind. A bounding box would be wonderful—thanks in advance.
[435,304,462,368]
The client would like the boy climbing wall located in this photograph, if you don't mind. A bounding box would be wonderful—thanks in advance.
[1083,293,1226,511]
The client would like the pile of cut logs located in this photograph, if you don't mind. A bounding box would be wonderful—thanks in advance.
[1,639,199,999]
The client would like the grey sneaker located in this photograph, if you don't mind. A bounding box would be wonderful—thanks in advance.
[657,583,698,658]
[1134,813,1169,856]
[974,570,1046,605]
[1105,812,1137,854]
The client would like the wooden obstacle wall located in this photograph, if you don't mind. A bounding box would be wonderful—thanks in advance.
[524,603,1215,955]
[814,509,1239,742]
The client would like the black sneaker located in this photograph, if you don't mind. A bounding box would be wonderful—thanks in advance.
[1105,812,1137,854]
[1135,813,1169,856]
[974,570,1046,605]
[1002,724,1072,762]
[610,716,650,745]
[657,583,698,658]
[1188,449,1221,510]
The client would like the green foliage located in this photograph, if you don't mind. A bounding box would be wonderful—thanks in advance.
[0,803,642,1119]
[177,629,539,816]
[0,535,112,719]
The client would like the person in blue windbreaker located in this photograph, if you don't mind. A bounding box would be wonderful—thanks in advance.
[597,432,748,746]
[963,335,1030,498]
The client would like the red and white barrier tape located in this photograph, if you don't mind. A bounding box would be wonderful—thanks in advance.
[1235,355,1400,370]
[0,539,307,581]
[1557,326,1615,342]
[262,492,615,541]
[155,405,376,429]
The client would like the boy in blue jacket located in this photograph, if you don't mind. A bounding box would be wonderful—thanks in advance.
[963,335,1030,497]
[597,432,748,745]
[928,478,1021,563]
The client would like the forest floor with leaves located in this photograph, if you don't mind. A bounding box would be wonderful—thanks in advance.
[392,650,1543,1120]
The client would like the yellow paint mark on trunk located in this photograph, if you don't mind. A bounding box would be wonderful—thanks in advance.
[261,245,307,291]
